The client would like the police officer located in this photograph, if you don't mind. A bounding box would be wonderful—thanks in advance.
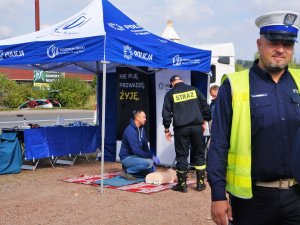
[162,75,211,192]
[207,11,300,225]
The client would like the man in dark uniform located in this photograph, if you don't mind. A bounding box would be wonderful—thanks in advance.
[162,75,211,192]
[207,11,300,225]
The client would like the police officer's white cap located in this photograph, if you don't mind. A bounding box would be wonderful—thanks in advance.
[255,11,300,42]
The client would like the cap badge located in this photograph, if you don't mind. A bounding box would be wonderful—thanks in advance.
[284,13,297,26]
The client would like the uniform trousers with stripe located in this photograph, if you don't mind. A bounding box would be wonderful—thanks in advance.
[174,125,205,171]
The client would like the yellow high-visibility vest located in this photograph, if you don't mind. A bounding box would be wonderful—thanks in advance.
[222,68,300,199]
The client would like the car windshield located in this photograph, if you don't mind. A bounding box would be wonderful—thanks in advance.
[36,100,47,105]
[19,101,29,109]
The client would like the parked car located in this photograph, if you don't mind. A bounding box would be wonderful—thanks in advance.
[18,90,62,109]
[47,90,62,107]
[18,99,61,109]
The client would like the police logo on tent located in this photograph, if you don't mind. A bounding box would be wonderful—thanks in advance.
[124,45,133,60]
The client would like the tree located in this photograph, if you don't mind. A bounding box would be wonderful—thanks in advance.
[0,74,40,108]
[0,74,96,109]
[289,57,300,69]
[50,77,94,108]
[0,74,13,99]
[254,51,259,60]
[235,63,246,72]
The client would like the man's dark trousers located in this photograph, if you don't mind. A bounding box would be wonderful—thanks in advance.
[230,185,300,225]
[174,125,205,171]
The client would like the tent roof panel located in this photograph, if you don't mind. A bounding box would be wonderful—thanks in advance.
[0,0,211,73]
[0,0,105,45]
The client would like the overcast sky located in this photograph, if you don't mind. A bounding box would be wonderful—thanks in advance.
[0,0,299,61]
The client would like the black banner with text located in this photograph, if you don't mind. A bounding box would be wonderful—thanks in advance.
[116,67,150,140]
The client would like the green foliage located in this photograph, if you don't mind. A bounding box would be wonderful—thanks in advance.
[90,75,97,91]
[0,74,13,98]
[236,56,300,72]
[0,74,17,107]
[0,75,95,109]
[289,57,300,69]
[50,77,94,108]
[235,59,254,69]
[235,63,246,72]
[0,74,31,108]
[0,75,46,108]
[254,51,259,60]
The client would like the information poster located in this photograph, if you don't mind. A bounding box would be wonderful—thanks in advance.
[116,67,150,141]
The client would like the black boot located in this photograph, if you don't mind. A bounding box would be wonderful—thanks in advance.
[172,170,188,193]
[196,169,206,191]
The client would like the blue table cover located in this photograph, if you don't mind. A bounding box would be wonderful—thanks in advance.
[24,126,100,160]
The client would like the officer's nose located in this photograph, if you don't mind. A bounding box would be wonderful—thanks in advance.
[275,43,286,52]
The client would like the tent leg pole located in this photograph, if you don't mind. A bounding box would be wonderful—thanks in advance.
[100,62,106,194]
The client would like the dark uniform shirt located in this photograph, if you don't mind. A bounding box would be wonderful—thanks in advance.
[207,60,300,201]
[162,82,211,128]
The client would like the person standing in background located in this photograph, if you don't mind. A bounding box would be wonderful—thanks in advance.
[209,85,219,119]
[162,75,211,192]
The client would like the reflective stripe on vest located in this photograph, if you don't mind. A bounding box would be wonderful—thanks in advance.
[222,68,300,199]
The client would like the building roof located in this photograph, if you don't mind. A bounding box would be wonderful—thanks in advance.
[0,68,94,82]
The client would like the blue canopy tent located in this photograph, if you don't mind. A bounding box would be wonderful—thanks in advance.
[0,0,211,192]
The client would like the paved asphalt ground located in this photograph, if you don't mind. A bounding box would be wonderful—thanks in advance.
[0,109,95,131]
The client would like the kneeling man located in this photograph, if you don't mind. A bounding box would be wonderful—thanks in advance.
[119,110,160,180]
